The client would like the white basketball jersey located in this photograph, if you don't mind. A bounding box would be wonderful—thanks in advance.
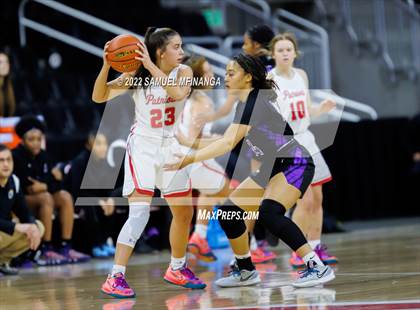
[269,68,311,134]
[178,91,213,139]
[132,64,188,139]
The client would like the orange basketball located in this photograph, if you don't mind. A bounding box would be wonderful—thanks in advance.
[106,34,142,73]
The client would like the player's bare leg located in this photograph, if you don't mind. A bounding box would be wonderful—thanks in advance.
[189,178,232,261]
[308,185,337,265]
[292,185,337,267]
[167,196,194,259]
[164,195,206,289]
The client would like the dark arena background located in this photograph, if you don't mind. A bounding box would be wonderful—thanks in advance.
[0,0,419,309]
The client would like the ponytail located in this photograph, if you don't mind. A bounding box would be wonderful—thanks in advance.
[134,27,179,89]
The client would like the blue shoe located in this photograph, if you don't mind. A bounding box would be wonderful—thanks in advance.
[292,262,335,288]
[215,268,261,287]
[92,246,109,258]
[102,243,116,256]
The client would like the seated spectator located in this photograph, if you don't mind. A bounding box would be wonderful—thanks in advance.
[62,131,119,257]
[0,143,44,275]
[12,116,90,265]
[0,51,16,117]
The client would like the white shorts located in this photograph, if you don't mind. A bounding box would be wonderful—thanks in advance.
[123,134,191,198]
[190,159,227,195]
[179,145,226,195]
[311,151,332,186]
[295,130,332,186]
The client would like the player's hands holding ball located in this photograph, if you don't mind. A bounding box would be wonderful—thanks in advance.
[103,41,111,68]
[164,153,193,171]
[135,41,153,71]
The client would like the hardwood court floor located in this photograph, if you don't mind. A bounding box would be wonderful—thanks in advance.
[1,219,419,310]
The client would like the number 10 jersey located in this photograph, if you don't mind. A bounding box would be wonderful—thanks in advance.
[268,67,310,135]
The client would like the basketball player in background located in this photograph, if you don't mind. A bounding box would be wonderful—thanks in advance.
[93,27,205,298]
[177,55,232,262]
[268,32,338,268]
[194,25,278,264]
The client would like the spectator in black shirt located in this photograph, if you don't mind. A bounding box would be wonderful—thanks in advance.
[12,116,90,265]
[0,144,44,275]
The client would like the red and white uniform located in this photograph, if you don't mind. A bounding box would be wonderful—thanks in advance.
[178,91,226,194]
[269,68,332,186]
[123,64,192,197]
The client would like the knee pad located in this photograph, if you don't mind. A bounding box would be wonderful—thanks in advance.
[259,199,306,251]
[259,199,286,221]
[117,202,150,248]
[218,199,247,239]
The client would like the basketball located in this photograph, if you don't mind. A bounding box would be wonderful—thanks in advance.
[106,34,142,73]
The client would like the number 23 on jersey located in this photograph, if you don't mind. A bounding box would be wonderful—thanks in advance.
[150,107,176,128]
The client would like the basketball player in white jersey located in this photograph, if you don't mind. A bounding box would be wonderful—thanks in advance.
[268,32,338,268]
[92,27,206,298]
[176,56,232,262]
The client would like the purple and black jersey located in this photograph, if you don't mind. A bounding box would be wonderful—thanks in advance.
[232,88,307,160]
[232,88,314,194]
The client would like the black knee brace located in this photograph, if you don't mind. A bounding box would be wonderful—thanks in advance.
[260,198,286,217]
[259,199,307,251]
[218,199,247,239]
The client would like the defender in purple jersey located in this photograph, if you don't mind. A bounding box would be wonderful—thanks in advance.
[165,54,335,288]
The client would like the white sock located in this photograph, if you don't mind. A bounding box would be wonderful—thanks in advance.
[250,234,258,251]
[302,251,324,267]
[308,239,321,250]
[195,224,207,239]
[235,252,251,259]
[111,264,126,276]
[170,256,186,270]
